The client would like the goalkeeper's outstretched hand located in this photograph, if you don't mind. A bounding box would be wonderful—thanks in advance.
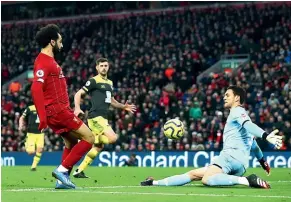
[265,129,283,149]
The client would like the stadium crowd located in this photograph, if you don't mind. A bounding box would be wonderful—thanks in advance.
[1,3,291,152]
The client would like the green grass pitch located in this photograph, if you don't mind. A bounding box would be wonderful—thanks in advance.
[2,167,291,202]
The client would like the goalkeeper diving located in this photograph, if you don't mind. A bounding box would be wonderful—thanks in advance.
[141,85,282,188]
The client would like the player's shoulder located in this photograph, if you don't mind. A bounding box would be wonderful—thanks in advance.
[34,53,54,68]
[231,106,247,116]
[28,105,36,111]
[94,75,113,86]
[107,78,113,86]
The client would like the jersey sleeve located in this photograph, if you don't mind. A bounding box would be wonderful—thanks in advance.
[82,78,96,93]
[22,107,30,121]
[33,63,50,84]
[22,107,29,117]
[231,107,251,126]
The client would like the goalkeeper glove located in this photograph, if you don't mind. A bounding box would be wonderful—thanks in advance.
[262,129,283,149]
[259,158,271,176]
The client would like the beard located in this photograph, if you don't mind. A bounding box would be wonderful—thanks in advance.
[52,43,61,56]
[100,70,107,77]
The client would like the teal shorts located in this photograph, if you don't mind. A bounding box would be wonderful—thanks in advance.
[212,152,246,176]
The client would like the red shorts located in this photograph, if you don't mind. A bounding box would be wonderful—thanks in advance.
[47,108,83,134]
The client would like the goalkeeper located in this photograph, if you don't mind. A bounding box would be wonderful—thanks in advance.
[141,86,282,189]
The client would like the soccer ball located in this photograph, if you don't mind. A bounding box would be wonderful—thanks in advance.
[163,118,185,139]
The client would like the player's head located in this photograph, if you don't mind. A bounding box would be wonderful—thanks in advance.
[96,58,109,77]
[224,85,246,109]
[35,24,63,56]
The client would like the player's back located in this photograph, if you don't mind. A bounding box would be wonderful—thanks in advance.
[34,53,69,115]
[23,105,41,134]
[83,74,113,119]
[222,106,253,167]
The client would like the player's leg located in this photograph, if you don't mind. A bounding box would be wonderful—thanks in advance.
[31,133,44,170]
[92,117,118,145]
[141,167,207,186]
[61,132,79,174]
[25,133,37,171]
[55,133,79,189]
[101,127,118,144]
[52,118,94,189]
[73,117,106,177]
[57,123,95,172]
[201,154,270,188]
[73,144,103,178]
[25,133,36,155]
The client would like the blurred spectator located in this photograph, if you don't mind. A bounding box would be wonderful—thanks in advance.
[1,2,291,152]
[123,153,138,166]
[9,81,22,93]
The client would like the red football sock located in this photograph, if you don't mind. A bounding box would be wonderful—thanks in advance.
[61,147,73,174]
[62,140,92,170]
[62,147,71,163]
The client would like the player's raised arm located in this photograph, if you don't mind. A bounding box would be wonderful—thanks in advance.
[233,107,282,149]
[31,67,49,132]
[244,121,282,149]
[111,98,137,113]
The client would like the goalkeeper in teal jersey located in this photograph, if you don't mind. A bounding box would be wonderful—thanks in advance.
[141,85,281,189]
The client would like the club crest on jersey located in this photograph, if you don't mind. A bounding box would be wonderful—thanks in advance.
[36,70,44,77]
[101,85,105,89]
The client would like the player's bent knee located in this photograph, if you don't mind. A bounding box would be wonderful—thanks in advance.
[108,134,118,144]
[187,171,203,181]
[201,176,210,186]
[84,133,95,144]
[36,148,43,153]
[27,151,35,155]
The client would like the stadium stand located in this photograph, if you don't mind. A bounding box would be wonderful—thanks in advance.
[1,2,291,152]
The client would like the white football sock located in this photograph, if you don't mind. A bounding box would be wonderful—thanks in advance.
[57,165,69,172]
[238,177,250,186]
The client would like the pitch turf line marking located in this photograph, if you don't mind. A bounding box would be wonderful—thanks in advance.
[4,189,291,199]
[4,180,291,192]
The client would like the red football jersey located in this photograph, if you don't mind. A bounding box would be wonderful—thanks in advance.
[33,53,69,116]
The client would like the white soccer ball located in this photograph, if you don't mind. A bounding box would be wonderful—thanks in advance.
[163,118,185,140]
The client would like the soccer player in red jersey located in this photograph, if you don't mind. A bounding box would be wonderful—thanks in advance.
[31,24,95,189]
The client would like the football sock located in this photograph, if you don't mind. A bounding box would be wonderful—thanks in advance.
[153,173,191,186]
[206,174,249,186]
[62,147,71,162]
[61,147,73,174]
[77,147,99,172]
[31,152,42,168]
[57,165,68,172]
[61,140,93,170]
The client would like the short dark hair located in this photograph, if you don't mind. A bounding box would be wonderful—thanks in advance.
[96,58,109,65]
[227,85,246,104]
[35,24,60,48]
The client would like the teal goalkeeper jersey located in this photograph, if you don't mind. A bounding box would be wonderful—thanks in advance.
[222,106,254,167]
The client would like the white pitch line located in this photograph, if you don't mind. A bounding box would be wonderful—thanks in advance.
[4,181,291,192]
[4,189,291,199]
